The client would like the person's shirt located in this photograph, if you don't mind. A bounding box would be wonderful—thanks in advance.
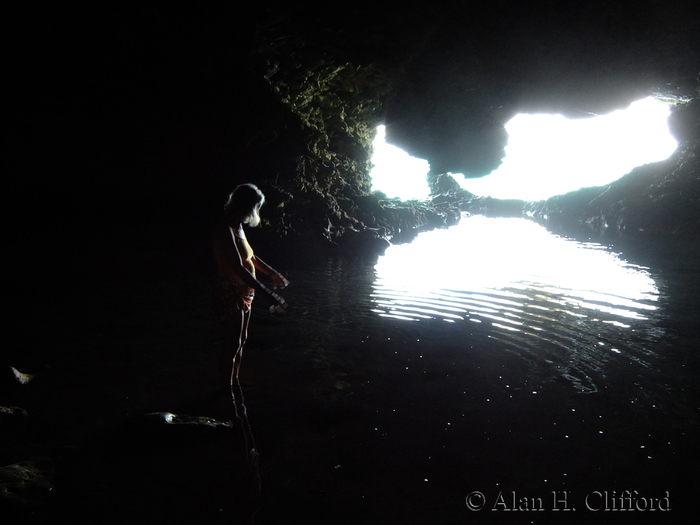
[213,225,256,285]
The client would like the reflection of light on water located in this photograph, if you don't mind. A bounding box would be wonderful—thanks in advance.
[373,216,664,393]
[373,216,659,325]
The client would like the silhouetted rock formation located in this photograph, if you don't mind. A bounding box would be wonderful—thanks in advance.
[246,1,700,248]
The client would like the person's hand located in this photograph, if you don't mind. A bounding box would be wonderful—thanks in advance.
[270,273,289,290]
[269,292,288,314]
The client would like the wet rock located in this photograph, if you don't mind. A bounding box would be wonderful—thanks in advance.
[524,129,700,239]
[1,366,35,386]
[122,412,234,449]
[336,227,391,258]
[0,406,28,428]
[138,411,234,430]
[428,172,463,195]
[0,366,36,401]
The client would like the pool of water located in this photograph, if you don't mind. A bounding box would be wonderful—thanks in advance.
[373,216,668,395]
[243,215,699,524]
[11,214,696,523]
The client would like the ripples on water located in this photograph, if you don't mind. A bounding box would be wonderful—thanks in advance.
[265,214,698,521]
[287,213,698,410]
[372,216,666,393]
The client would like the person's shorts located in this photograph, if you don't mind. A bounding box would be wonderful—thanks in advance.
[214,278,255,316]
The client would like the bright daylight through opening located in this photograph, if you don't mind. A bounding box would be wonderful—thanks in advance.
[370,125,431,200]
[370,96,678,202]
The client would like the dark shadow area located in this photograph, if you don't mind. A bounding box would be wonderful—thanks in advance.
[3,3,699,524]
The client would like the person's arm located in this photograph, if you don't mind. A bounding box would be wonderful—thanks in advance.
[252,255,290,290]
[215,224,287,309]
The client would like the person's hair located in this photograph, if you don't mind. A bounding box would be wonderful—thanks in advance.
[224,183,265,226]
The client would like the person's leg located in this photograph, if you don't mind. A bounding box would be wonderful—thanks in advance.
[231,308,252,382]
[218,308,238,388]
[230,308,259,476]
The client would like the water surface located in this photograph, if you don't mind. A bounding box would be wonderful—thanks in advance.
[245,215,699,523]
[372,215,665,394]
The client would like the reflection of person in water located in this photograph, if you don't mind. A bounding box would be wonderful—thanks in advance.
[212,183,289,386]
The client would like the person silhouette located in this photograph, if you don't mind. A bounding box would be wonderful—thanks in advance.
[212,183,289,384]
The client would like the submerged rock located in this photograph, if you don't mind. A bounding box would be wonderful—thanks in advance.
[0,458,54,515]
[139,411,234,430]
[123,412,234,447]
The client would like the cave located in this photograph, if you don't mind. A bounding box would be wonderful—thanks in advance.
[3,2,700,523]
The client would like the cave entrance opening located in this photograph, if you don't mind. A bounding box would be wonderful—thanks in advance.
[369,124,431,201]
[457,96,677,201]
[370,96,678,202]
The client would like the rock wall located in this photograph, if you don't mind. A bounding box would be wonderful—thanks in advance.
[238,8,472,256]
[526,123,700,238]
[5,1,700,265]
[242,1,700,251]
